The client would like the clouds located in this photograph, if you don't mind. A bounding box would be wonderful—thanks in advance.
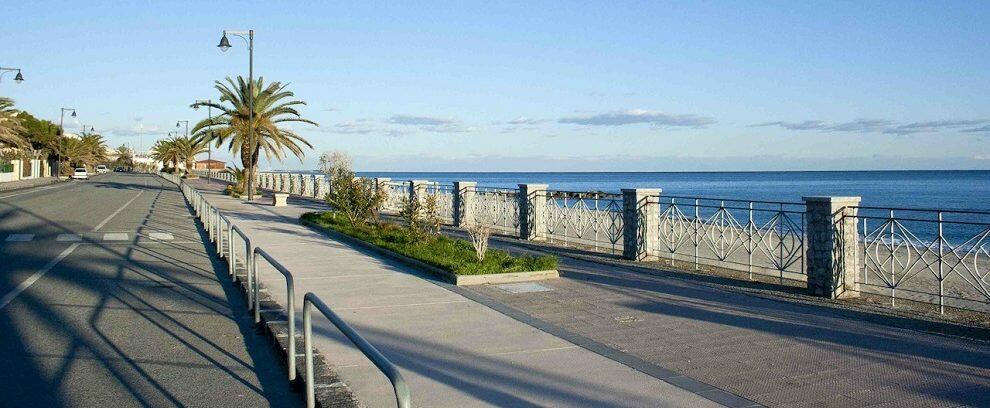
[387,114,471,133]
[752,118,990,135]
[558,109,716,128]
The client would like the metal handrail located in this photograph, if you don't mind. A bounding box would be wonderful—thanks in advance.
[176,179,411,403]
[252,247,297,380]
[303,293,411,408]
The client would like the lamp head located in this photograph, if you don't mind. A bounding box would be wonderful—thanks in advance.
[176,121,181,128]
[218,32,231,52]
[193,104,200,111]
[71,111,77,118]
[14,70,23,84]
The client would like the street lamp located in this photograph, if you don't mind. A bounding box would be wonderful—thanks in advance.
[0,67,24,84]
[81,125,95,135]
[193,99,214,184]
[57,108,77,179]
[217,29,255,198]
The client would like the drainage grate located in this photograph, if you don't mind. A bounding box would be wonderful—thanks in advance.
[496,282,553,293]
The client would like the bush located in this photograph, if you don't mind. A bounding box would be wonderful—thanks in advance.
[303,212,557,275]
[321,151,385,225]
[224,184,244,198]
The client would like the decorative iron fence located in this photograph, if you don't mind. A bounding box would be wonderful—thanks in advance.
[544,190,624,254]
[847,206,990,313]
[382,181,407,214]
[655,196,807,282]
[426,183,455,224]
[473,186,520,235]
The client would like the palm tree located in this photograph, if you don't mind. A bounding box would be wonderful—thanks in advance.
[191,76,317,199]
[171,136,207,178]
[149,138,180,173]
[0,97,29,149]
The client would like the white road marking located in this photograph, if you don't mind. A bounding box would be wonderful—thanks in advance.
[5,234,34,242]
[0,243,80,310]
[0,183,69,200]
[103,233,129,241]
[148,232,174,240]
[93,190,144,232]
[56,234,82,242]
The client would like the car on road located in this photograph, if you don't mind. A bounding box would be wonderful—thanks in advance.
[95,165,109,174]
[71,168,89,180]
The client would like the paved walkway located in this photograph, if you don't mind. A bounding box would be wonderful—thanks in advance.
[187,179,726,407]
[459,241,990,407]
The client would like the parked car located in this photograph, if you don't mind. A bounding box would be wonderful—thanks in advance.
[71,168,89,180]
[95,165,109,174]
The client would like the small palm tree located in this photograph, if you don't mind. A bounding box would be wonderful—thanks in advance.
[0,97,28,149]
[172,136,208,178]
[149,138,180,173]
[191,76,317,199]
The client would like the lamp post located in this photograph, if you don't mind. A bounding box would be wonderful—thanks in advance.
[0,67,24,84]
[218,29,255,199]
[193,100,214,184]
[57,108,77,179]
[80,125,95,135]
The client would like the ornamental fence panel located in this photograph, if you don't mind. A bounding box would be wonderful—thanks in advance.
[655,196,807,282]
[472,186,520,236]
[544,191,624,255]
[845,206,990,313]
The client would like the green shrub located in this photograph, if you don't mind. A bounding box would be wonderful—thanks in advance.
[303,212,557,275]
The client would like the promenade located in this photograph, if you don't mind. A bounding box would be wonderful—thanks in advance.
[187,178,727,407]
[209,177,990,407]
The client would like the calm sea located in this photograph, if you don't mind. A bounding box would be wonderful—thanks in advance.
[345,170,989,211]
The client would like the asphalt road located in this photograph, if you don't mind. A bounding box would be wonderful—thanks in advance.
[0,173,302,407]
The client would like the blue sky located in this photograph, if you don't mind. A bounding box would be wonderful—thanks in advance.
[3,1,989,171]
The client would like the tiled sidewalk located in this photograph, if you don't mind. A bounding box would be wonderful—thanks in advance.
[463,240,990,407]
[187,179,727,408]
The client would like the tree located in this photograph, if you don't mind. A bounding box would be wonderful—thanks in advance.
[113,145,134,169]
[0,97,28,149]
[171,136,207,178]
[322,151,385,226]
[190,76,317,200]
[149,138,180,173]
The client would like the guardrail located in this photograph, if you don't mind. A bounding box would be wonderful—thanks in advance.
[304,293,411,408]
[169,174,410,405]
[252,247,297,380]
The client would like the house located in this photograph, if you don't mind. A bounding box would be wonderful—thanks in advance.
[193,159,226,170]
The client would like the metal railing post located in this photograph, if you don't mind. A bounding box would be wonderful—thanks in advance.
[253,247,296,380]
[304,293,411,408]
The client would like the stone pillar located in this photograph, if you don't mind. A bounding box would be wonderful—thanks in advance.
[409,180,429,205]
[313,175,324,198]
[518,184,548,241]
[281,173,290,193]
[803,196,862,299]
[453,181,477,227]
[622,189,661,261]
[374,178,390,196]
[301,174,310,196]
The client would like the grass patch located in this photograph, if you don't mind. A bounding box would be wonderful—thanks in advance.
[302,212,557,275]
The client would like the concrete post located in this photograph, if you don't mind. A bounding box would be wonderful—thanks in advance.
[803,196,862,299]
[301,175,310,196]
[373,178,390,195]
[12,160,21,181]
[453,181,477,227]
[409,180,429,205]
[281,173,290,193]
[518,184,548,241]
[622,189,661,261]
